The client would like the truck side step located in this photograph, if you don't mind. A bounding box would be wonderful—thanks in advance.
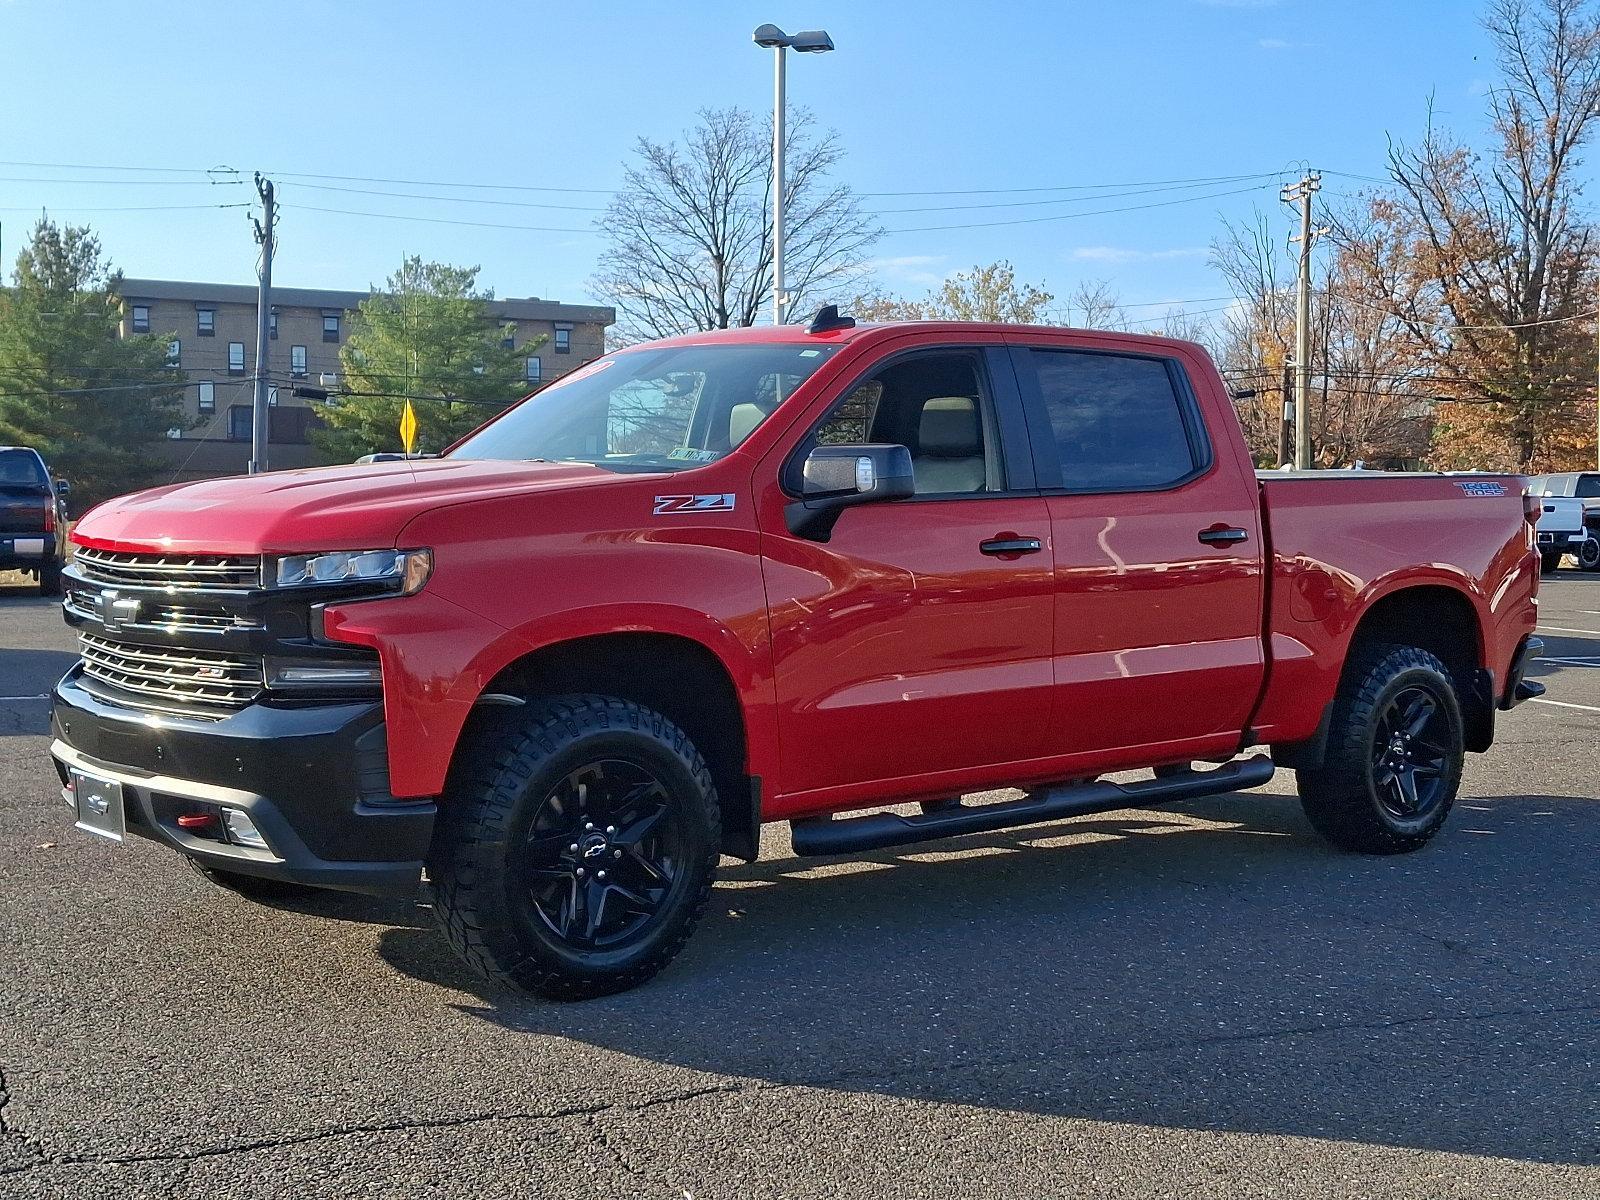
[789,756,1276,857]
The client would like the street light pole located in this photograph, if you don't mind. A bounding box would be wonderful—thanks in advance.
[753,23,834,327]
[772,44,786,326]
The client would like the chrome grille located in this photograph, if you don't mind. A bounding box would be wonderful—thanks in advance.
[73,548,260,591]
[63,591,259,635]
[78,633,263,713]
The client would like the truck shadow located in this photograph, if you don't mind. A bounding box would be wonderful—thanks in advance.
[371,789,1599,1167]
[0,648,78,737]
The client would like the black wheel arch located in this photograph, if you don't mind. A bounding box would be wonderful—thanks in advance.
[456,632,761,861]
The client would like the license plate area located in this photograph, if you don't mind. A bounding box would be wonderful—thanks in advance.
[71,768,126,842]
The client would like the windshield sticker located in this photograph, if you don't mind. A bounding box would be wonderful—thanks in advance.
[653,493,736,515]
[1456,481,1506,497]
[667,447,720,463]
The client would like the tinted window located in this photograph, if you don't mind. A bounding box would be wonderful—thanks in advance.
[1576,475,1600,498]
[0,449,47,488]
[1031,351,1197,490]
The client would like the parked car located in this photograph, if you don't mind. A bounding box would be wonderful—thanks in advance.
[1530,491,1587,571]
[1529,474,1600,569]
[0,446,69,596]
[50,314,1542,998]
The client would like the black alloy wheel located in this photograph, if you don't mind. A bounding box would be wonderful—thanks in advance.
[1368,685,1451,822]
[429,695,721,1000]
[515,759,687,951]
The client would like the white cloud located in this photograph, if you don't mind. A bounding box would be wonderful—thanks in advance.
[1196,0,1280,7]
[1069,246,1208,264]
[866,254,947,288]
[1258,37,1291,50]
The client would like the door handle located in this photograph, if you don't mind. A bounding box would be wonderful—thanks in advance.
[1197,526,1250,546]
[980,536,1044,556]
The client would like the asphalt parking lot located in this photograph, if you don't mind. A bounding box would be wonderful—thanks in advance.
[0,570,1596,1199]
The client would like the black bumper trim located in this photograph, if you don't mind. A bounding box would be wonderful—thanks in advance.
[51,668,433,897]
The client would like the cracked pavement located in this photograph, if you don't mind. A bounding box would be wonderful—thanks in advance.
[0,574,1597,1198]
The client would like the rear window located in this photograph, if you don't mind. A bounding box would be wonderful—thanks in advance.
[1029,350,1200,490]
[0,450,47,489]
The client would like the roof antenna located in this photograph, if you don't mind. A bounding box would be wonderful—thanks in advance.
[807,304,856,334]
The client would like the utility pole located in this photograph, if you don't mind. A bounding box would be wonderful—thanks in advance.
[1278,360,1295,468]
[249,174,275,475]
[1282,170,1323,470]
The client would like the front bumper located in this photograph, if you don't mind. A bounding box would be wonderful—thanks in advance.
[50,665,434,896]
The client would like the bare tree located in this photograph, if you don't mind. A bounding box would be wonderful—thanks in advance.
[1336,0,1600,469]
[1065,279,1125,330]
[591,108,881,343]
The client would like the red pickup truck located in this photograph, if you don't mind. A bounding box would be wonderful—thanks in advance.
[51,313,1543,998]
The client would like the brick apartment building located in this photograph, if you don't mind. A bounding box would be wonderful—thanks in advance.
[117,279,614,480]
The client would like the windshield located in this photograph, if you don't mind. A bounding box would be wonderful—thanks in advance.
[0,449,47,491]
[449,342,839,472]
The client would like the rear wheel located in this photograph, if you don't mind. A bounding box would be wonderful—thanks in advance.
[1580,537,1600,572]
[1296,643,1464,854]
[38,560,62,597]
[428,695,721,1000]
[1541,550,1563,573]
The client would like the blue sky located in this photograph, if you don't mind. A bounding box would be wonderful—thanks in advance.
[0,0,1499,326]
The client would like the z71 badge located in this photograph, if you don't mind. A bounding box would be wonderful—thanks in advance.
[653,493,736,515]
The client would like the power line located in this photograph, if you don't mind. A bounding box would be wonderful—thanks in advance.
[859,171,1286,198]
[285,182,608,213]
[0,160,237,176]
[279,202,596,234]
[0,202,249,214]
[270,168,616,195]
[0,176,244,187]
[869,176,1276,215]
[885,184,1267,234]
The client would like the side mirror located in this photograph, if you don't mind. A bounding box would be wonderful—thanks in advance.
[54,479,70,496]
[785,443,914,541]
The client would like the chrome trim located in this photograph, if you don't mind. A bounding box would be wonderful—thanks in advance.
[73,547,262,591]
[78,633,263,712]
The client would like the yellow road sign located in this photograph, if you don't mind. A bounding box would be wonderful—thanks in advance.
[399,400,418,455]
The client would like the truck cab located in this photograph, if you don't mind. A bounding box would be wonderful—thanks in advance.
[50,317,1541,999]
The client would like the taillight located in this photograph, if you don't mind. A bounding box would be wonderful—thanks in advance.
[1523,491,1541,527]
[42,500,55,533]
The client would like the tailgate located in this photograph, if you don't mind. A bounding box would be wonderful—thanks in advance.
[0,489,48,535]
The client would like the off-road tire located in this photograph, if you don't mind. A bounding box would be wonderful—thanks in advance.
[38,560,62,597]
[1296,643,1464,855]
[428,695,721,1000]
[1580,537,1600,572]
[1540,550,1563,574]
[184,856,326,900]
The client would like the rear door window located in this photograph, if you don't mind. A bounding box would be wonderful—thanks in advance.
[1576,475,1600,498]
[1026,350,1204,491]
[0,450,47,490]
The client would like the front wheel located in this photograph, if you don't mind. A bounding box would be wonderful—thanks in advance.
[428,695,721,1000]
[1296,643,1464,854]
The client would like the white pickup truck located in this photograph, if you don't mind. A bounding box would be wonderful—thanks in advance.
[1528,477,1591,571]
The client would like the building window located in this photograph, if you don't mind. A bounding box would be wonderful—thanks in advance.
[322,313,341,343]
[228,342,246,375]
[268,387,278,407]
[501,323,516,351]
[131,305,150,334]
[269,309,279,340]
[229,406,252,441]
[525,356,542,384]
[197,381,215,414]
[197,308,215,337]
[166,339,181,367]
[291,345,307,377]
[555,325,571,354]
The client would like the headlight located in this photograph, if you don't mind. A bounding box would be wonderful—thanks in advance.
[274,548,433,594]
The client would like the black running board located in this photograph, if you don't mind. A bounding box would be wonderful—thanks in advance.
[789,756,1276,857]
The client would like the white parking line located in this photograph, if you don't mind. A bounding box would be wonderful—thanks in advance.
[1543,657,1600,666]
[0,695,48,702]
[1537,625,1600,635]
[1529,697,1600,713]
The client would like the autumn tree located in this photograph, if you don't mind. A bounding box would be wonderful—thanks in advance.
[592,108,880,342]
[313,258,532,462]
[1337,0,1600,471]
[850,261,1054,323]
[0,217,185,504]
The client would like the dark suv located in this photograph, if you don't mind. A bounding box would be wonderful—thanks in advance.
[0,447,69,596]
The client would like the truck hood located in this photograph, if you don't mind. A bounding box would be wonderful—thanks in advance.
[72,458,633,555]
